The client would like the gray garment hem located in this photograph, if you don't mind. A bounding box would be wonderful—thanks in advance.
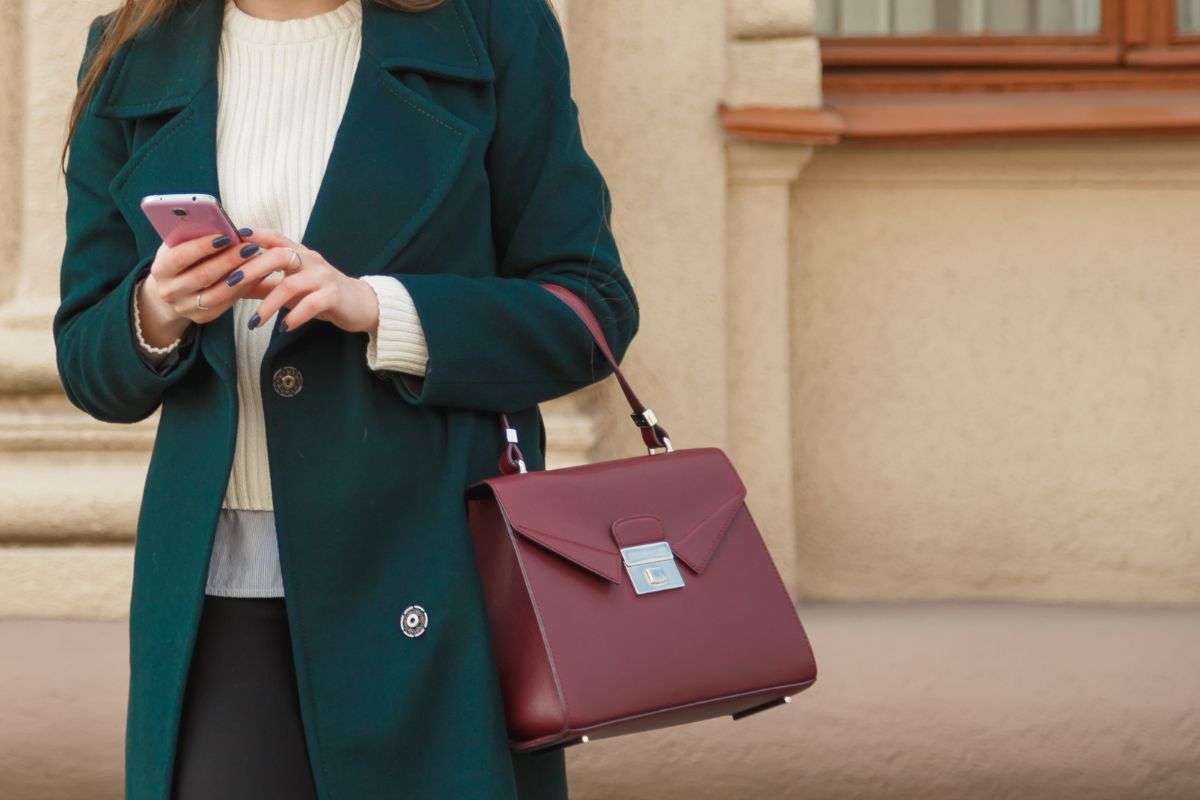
[206,508,285,598]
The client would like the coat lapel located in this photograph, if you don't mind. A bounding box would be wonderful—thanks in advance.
[98,0,232,382]
[94,0,494,379]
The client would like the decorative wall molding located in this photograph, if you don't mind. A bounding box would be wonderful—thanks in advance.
[724,0,822,133]
[0,547,134,620]
[728,0,815,39]
[723,89,1200,144]
[724,140,815,592]
[726,38,823,109]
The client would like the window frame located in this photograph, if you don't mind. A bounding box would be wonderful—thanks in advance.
[818,0,1200,69]
[1124,0,1200,65]
[819,0,1123,67]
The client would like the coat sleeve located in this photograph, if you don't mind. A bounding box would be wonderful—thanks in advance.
[384,0,639,413]
[53,16,202,425]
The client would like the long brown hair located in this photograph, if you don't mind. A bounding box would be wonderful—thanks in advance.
[63,0,445,171]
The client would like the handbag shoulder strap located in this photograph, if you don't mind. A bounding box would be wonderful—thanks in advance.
[497,283,672,475]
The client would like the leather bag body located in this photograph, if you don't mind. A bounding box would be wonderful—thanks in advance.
[466,284,818,753]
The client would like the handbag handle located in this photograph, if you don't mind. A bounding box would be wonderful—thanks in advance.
[497,282,672,475]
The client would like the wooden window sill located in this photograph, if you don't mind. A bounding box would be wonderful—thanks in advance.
[720,87,1200,145]
[1124,45,1200,66]
[820,42,1124,68]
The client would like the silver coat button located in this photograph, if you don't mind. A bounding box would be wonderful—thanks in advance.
[400,605,428,638]
[272,366,303,398]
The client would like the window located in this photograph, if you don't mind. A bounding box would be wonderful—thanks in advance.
[720,0,1200,145]
[816,1,1103,37]
[816,0,1200,67]
[1179,0,1200,31]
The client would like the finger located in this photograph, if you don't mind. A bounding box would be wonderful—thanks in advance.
[152,233,237,280]
[221,245,299,294]
[174,260,284,323]
[240,228,298,250]
[279,285,335,333]
[191,246,287,312]
[239,271,286,300]
[181,259,275,319]
[159,241,268,304]
[251,273,318,330]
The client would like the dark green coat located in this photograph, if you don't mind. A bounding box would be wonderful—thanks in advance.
[53,1,637,797]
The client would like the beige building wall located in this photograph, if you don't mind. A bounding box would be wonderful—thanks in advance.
[789,141,1200,603]
[0,3,23,303]
[3,0,1198,621]
[1,0,138,621]
[560,0,729,460]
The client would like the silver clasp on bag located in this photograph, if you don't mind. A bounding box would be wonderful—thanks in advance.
[620,541,685,595]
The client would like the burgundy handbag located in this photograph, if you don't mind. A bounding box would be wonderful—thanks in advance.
[465,283,818,753]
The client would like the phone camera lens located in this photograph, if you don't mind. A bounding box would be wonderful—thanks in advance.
[172,208,188,217]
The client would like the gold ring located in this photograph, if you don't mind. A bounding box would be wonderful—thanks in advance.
[196,292,208,311]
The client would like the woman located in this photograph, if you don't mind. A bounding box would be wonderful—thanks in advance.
[53,0,638,797]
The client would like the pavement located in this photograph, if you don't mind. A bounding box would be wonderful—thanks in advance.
[3,602,1198,800]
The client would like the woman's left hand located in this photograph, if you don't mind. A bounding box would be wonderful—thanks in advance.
[235,229,379,334]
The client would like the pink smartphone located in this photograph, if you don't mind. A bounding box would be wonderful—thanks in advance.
[140,193,241,248]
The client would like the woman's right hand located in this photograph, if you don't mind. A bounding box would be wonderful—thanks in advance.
[136,232,274,348]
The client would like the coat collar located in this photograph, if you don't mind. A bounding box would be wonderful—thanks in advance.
[95,0,493,119]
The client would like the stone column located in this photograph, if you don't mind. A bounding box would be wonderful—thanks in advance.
[550,0,568,32]
[725,143,812,592]
[726,0,820,108]
[723,0,820,593]
[2,1,115,327]
[564,0,730,461]
[0,1,146,620]
[0,3,22,305]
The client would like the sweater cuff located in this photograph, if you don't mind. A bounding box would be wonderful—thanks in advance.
[359,275,429,376]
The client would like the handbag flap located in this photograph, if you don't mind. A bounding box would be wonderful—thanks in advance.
[480,447,748,584]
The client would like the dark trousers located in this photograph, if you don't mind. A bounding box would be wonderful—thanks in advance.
[171,595,318,799]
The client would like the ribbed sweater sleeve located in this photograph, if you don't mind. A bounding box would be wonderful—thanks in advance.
[358,275,429,376]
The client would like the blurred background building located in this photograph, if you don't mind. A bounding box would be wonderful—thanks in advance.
[2,0,1198,798]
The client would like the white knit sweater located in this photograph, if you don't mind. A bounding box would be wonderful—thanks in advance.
[133,0,429,595]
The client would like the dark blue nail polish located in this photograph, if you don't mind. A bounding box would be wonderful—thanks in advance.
[279,319,289,333]
[238,227,253,237]
[226,270,244,287]
[248,313,261,330]
[239,243,260,258]
[212,235,230,249]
